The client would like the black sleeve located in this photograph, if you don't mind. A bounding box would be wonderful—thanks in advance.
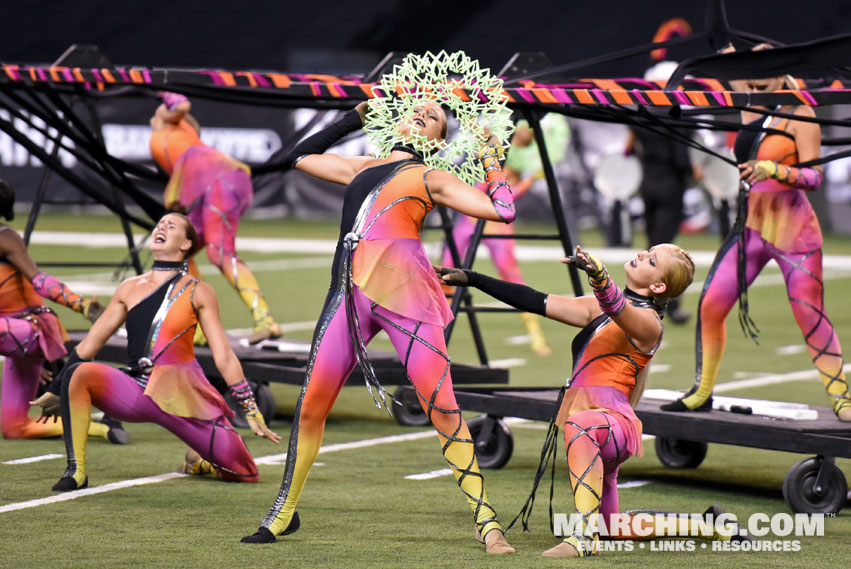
[280,108,364,170]
[46,349,87,396]
[467,270,548,316]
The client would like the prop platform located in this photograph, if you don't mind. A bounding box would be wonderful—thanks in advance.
[65,330,508,425]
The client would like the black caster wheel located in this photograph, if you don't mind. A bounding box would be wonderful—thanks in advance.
[654,437,708,469]
[783,456,847,514]
[467,415,514,469]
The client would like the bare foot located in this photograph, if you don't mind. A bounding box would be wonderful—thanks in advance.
[542,541,580,558]
[248,322,282,345]
[484,530,515,554]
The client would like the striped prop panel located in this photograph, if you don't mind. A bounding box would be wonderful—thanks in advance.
[1,64,848,107]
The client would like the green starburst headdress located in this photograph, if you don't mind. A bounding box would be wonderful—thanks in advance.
[363,50,515,186]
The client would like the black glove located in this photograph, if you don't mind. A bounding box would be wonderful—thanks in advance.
[438,266,546,316]
[281,108,364,170]
[436,266,474,286]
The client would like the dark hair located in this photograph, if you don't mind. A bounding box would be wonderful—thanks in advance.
[0,179,15,221]
[160,212,200,259]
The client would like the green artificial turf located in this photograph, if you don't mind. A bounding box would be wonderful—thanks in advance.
[1,212,850,568]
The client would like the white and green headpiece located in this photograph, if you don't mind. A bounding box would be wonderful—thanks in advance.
[363,50,515,186]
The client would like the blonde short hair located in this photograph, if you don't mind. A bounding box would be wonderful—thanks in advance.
[658,244,695,299]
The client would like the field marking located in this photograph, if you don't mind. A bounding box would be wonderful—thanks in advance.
[0,429,439,513]
[2,454,64,465]
[405,468,453,480]
[242,429,439,466]
[28,232,851,269]
[714,363,851,393]
[35,230,851,299]
[0,473,186,513]
[776,345,807,355]
[2,362,846,512]
[488,358,527,369]
[617,480,651,489]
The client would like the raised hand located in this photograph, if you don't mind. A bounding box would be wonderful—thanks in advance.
[354,101,370,125]
[563,246,606,284]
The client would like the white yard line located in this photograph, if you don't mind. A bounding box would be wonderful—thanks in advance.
[2,454,64,465]
[714,363,851,393]
[254,429,437,465]
[28,232,851,269]
[0,428,441,513]
[405,468,453,480]
[0,473,186,513]
[488,358,527,369]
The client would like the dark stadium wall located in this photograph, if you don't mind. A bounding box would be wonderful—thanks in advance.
[6,0,850,74]
[3,0,851,230]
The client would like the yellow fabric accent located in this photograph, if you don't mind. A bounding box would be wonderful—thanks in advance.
[756,160,778,178]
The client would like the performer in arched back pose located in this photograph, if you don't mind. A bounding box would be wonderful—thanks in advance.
[439,245,747,557]
[33,212,279,492]
[241,52,516,554]
[149,92,281,344]
[662,44,851,420]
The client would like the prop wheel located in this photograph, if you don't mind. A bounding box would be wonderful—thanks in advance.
[468,415,513,469]
[227,381,276,429]
[391,386,431,427]
[783,457,847,514]
[654,437,708,469]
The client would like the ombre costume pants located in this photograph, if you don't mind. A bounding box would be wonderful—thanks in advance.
[686,227,848,407]
[60,362,257,483]
[259,285,502,537]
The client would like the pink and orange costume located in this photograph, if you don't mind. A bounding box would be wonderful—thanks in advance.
[0,226,108,440]
[447,262,671,556]
[665,112,850,416]
[150,100,279,339]
[52,271,257,490]
[242,110,515,543]
[549,299,655,554]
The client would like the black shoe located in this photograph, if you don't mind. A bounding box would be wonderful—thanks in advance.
[667,308,691,325]
[704,504,753,542]
[241,512,300,544]
[660,396,713,412]
[282,511,301,536]
[52,475,88,492]
[241,527,277,544]
[99,415,130,445]
[665,298,691,324]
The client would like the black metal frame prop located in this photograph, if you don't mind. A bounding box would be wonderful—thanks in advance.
[3,0,851,364]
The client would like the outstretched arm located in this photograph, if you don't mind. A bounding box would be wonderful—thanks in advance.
[0,229,102,322]
[282,102,372,185]
[436,265,598,327]
[194,281,280,443]
[32,280,131,418]
[427,141,516,222]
